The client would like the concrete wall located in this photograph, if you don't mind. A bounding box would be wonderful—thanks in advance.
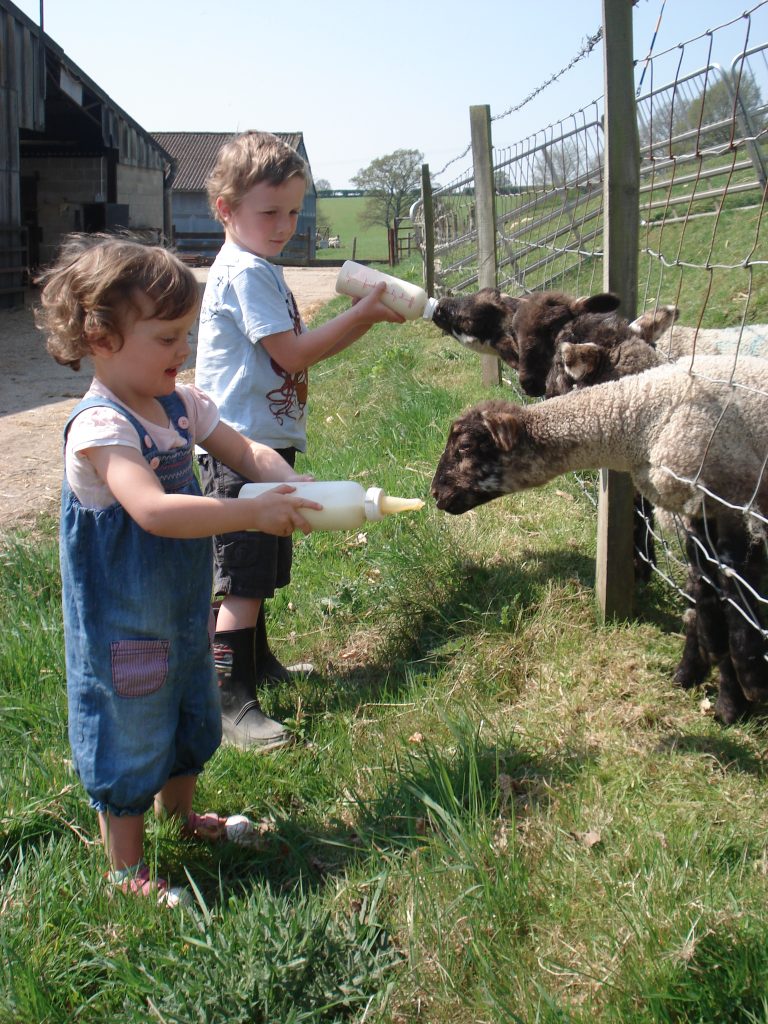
[21,157,165,264]
[116,163,164,232]
[22,156,102,264]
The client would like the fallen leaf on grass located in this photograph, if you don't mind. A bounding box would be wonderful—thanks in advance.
[572,829,602,849]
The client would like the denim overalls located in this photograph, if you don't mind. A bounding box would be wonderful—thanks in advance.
[60,392,222,817]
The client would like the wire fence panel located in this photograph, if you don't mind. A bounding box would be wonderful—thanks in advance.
[416,2,768,668]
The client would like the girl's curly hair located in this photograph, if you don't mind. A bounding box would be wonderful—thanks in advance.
[35,233,199,371]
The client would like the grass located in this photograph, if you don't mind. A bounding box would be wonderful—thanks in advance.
[315,198,391,263]
[3,274,768,1023]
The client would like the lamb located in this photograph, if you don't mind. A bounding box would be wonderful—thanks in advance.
[545,309,768,691]
[431,287,523,368]
[543,304,679,397]
[432,286,768,398]
[430,356,768,725]
[431,288,667,392]
[518,293,768,396]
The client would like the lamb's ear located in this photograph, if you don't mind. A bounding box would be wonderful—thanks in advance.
[560,342,600,381]
[573,292,621,316]
[481,407,520,451]
[629,304,679,343]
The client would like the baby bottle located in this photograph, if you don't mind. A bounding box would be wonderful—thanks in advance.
[238,480,425,531]
[335,260,438,321]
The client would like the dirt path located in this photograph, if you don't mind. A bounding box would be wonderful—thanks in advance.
[0,266,339,529]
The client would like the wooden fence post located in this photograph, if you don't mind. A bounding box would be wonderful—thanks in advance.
[421,163,435,297]
[470,104,502,387]
[597,0,640,621]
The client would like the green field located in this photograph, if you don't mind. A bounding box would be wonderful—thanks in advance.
[315,197,391,263]
[3,261,768,1021]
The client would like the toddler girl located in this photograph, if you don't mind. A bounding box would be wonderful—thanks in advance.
[36,233,321,906]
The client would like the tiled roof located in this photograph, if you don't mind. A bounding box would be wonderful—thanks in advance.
[151,131,305,192]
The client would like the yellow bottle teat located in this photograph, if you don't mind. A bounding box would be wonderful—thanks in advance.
[364,486,425,522]
[380,495,426,515]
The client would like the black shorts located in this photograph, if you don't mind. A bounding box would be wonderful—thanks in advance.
[197,450,297,600]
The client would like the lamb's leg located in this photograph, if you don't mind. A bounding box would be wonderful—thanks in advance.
[713,657,751,725]
[716,523,768,704]
[674,605,711,689]
[673,535,711,689]
[677,519,750,724]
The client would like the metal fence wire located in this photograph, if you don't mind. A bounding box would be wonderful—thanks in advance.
[413,2,768,661]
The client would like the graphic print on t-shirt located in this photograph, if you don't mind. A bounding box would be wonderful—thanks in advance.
[266,288,308,425]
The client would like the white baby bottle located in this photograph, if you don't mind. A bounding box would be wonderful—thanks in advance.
[238,480,425,532]
[335,261,438,321]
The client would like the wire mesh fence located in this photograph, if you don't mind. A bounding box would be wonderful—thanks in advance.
[414,2,768,676]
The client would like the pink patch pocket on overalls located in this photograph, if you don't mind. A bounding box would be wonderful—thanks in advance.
[110,639,170,697]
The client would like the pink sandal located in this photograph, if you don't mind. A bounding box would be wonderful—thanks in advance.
[107,861,191,908]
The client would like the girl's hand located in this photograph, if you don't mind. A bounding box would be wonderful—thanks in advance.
[242,484,322,536]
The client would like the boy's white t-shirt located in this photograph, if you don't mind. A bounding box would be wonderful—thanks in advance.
[65,379,219,509]
[195,241,308,452]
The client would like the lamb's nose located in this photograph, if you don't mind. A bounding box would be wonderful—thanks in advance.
[520,377,545,398]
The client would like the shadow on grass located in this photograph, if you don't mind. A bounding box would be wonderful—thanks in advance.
[654,727,768,774]
[277,546,597,718]
[170,719,599,907]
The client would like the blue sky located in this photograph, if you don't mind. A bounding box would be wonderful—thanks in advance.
[12,0,768,187]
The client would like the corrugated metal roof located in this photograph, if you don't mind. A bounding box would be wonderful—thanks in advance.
[151,131,306,192]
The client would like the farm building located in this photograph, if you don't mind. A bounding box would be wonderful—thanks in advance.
[151,131,318,264]
[0,0,173,308]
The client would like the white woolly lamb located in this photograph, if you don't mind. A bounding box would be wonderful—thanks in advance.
[431,356,768,725]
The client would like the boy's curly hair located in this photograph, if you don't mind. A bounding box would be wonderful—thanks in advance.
[34,233,200,371]
[206,131,308,222]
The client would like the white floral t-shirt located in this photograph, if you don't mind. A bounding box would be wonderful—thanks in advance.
[65,380,219,509]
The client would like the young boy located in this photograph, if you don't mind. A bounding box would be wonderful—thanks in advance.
[195,131,405,751]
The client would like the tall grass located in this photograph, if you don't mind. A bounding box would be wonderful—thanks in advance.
[2,295,768,1023]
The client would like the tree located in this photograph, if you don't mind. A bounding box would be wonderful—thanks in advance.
[674,72,765,149]
[314,178,332,192]
[350,149,423,230]
[638,71,766,154]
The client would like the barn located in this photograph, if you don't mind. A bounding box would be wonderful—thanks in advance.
[0,0,173,308]
[151,131,318,264]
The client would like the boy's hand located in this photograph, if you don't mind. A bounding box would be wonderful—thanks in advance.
[242,484,322,536]
[351,281,406,324]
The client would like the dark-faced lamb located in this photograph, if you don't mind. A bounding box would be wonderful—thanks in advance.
[524,294,768,396]
[543,304,679,397]
[432,288,623,395]
[431,287,523,367]
[433,286,768,398]
[430,356,768,725]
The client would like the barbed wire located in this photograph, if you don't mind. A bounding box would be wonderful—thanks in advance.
[432,26,603,180]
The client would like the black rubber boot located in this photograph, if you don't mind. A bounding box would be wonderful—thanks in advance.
[213,627,291,751]
[254,605,294,685]
[255,604,314,683]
